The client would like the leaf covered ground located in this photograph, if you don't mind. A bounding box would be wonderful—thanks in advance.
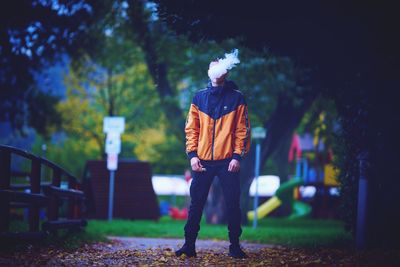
[1,237,399,266]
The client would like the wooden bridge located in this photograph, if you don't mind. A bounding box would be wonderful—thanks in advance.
[0,145,87,240]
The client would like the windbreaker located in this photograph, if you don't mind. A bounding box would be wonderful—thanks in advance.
[185,80,251,164]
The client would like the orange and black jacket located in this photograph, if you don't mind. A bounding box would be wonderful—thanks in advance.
[185,80,251,164]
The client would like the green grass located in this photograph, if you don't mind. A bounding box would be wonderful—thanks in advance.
[6,194,351,250]
[87,216,352,248]
[7,215,352,250]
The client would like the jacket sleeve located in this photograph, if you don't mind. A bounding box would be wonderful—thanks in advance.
[185,102,200,160]
[232,100,251,161]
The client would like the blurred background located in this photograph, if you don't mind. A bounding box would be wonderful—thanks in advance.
[1,0,400,250]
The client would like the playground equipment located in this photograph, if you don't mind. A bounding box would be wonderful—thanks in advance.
[247,177,312,220]
[247,146,340,221]
[151,175,191,218]
[169,207,188,220]
[248,131,340,221]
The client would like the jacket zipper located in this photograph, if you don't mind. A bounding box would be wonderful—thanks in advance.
[211,120,216,160]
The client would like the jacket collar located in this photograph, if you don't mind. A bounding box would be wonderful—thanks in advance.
[207,80,227,95]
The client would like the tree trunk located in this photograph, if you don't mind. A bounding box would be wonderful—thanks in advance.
[271,135,294,216]
[127,0,185,142]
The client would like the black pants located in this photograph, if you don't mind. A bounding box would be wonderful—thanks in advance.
[184,163,243,245]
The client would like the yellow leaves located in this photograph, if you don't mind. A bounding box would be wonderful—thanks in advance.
[57,57,163,162]
[162,250,175,257]
[56,82,104,144]
[158,256,168,262]
[3,242,400,267]
[133,127,166,162]
[177,79,190,91]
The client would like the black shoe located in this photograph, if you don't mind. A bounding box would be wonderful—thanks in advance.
[175,244,197,257]
[229,244,248,259]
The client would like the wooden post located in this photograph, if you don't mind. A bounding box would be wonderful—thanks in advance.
[0,150,11,232]
[48,168,62,221]
[29,158,41,232]
[74,182,82,218]
[67,176,76,219]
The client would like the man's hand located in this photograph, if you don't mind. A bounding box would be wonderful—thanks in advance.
[190,157,204,172]
[228,159,240,172]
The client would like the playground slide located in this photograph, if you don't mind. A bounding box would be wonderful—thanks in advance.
[247,178,312,220]
[288,200,312,219]
[247,196,282,220]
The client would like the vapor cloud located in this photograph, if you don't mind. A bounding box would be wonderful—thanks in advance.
[208,49,240,81]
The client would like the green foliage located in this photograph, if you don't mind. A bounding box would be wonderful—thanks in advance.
[32,135,100,178]
[26,90,62,139]
[149,134,187,174]
[332,131,358,235]
[262,157,279,175]
[49,4,299,176]
[21,0,312,182]
[297,97,337,136]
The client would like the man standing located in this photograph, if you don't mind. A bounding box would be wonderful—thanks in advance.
[176,52,251,259]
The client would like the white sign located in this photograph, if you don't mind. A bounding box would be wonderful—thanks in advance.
[106,132,121,154]
[103,117,125,134]
[252,127,267,139]
[107,153,118,171]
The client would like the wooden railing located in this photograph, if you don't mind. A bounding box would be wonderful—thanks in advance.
[0,145,87,240]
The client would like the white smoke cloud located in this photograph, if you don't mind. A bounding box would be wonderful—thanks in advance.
[208,49,240,81]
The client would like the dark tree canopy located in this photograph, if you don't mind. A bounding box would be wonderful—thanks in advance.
[155,1,399,83]
[0,0,110,136]
[155,0,400,248]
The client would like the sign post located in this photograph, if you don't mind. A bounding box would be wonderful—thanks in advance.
[251,127,267,229]
[103,116,125,222]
